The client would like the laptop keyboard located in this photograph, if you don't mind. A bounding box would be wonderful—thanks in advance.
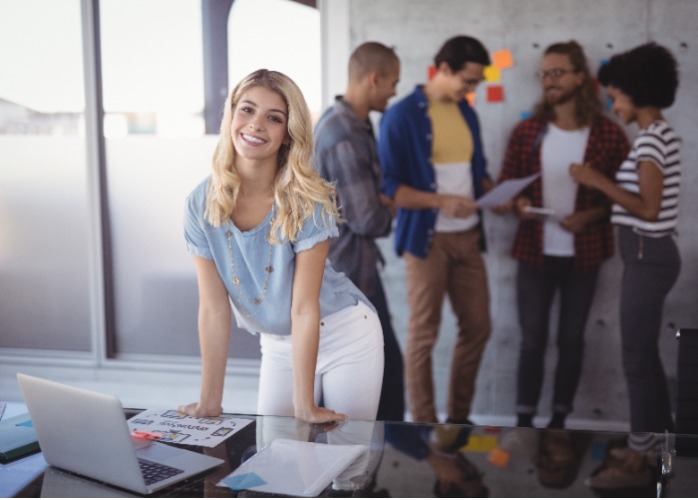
[138,458,184,485]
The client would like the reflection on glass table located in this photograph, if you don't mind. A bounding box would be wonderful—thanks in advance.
[9,410,698,498]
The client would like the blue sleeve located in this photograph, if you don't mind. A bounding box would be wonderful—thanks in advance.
[292,203,339,253]
[378,107,408,200]
[184,187,214,260]
[384,424,432,461]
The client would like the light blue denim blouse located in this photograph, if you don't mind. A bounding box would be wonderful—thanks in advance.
[184,177,373,335]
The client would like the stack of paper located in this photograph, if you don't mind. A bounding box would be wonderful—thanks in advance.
[219,439,368,497]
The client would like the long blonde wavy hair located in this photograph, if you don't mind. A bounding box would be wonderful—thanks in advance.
[205,69,338,243]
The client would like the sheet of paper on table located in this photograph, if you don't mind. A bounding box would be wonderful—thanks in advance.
[127,409,252,448]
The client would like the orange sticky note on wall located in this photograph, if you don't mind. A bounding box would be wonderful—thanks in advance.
[488,447,511,468]
[487,85,505,103]
[465,91,476,106]
[428,65,437,80]
[492,49,514,69]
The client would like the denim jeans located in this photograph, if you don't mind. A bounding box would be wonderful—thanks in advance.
[618,226,680,435]
[515,257,599,415]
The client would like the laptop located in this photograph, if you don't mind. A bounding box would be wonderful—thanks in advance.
[17,373,224,495]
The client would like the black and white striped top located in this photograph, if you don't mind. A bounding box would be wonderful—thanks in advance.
[611,120,681,236]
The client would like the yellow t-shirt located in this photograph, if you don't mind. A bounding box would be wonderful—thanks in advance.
[427,99,473,163]
[427,99,479,232]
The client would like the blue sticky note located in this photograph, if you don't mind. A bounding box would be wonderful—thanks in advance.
[591,441,606,461]
[520,110,532,120]
[15,420,33,428]
[221,472,267,491]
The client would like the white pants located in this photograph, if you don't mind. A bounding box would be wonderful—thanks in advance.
[257,301,384,421]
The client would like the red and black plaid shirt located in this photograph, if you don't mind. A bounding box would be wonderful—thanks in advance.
[499,116,630,271]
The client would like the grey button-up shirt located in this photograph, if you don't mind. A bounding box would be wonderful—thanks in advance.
[314,97,393,295]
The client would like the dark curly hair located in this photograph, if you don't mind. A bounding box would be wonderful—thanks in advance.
[598,42,679,108]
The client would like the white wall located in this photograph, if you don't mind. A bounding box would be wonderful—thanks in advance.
[322,0,698,426]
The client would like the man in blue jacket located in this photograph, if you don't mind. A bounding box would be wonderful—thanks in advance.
[378,35,493,424]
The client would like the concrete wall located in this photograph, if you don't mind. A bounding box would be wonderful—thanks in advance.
[321,0,698,427]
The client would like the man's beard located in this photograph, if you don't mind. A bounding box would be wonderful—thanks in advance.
[544,85,579,106]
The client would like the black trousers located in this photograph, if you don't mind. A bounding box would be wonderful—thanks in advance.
[366,269,406,421]
[618,226,680,436]
[516,257,599,415]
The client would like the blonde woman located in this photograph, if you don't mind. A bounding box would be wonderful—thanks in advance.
[178,69,384,423]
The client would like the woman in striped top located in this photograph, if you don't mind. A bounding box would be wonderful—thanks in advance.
[570,42,680,488]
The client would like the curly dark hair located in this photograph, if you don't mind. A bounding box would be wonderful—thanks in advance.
[598,42,679,108]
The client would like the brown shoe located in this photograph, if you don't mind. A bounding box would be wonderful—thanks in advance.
[584,465,652,489]
[536,430,578,489]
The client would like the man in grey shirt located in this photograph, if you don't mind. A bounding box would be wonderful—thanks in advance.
[314,41,404,420]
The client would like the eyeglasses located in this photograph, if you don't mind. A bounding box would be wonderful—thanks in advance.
[460,77,484,90]
[535,68,574,80]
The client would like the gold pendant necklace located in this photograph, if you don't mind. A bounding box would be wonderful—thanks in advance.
[226,208,275,307]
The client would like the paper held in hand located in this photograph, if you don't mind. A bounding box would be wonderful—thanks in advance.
[476,173,540,208]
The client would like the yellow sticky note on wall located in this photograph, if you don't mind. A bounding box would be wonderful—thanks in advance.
[463,434,498,452]
[484,65,501,83]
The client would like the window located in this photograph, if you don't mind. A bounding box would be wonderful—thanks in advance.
[0,0,92,352]
[0,0,321,361]
[103,0,319,359]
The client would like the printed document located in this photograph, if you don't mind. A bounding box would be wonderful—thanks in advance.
[127,409,252,448]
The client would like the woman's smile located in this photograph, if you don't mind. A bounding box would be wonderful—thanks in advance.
[240,133,267,145]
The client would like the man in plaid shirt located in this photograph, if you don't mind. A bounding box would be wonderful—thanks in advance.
[497,41,629,429]
[314,42,405,421]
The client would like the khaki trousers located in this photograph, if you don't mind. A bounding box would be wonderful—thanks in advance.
[404,229,491,423]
